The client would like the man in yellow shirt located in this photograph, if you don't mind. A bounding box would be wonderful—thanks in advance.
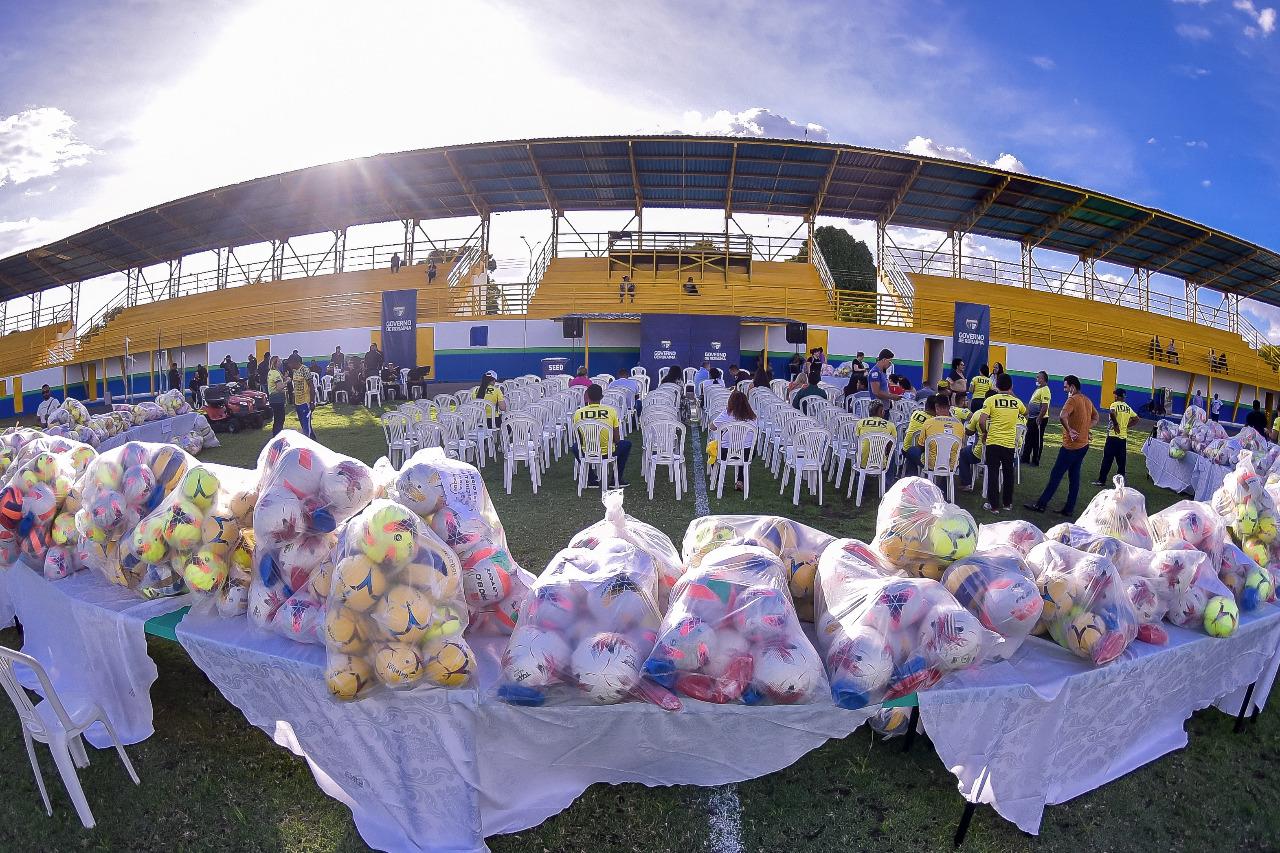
[1022,371,1051,467]
[901,404,931,476]
[1093,388,1135,485]
[855,401,896,466]
[978,373,1027,513]
[906,395,964,472]
[287,354,316,439]
[573,383,631,488]
[968,365,993,408]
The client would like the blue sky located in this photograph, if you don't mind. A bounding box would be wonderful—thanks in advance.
[0,0,1277,326]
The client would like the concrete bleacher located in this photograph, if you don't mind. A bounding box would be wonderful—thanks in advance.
[526,257,834,319]
[0,322,74,377]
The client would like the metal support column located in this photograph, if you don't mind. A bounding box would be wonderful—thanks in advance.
[875,222,886,273]
[69,282,81,330]
[402,219,415,266]
[1021,243,1033,288]
[551,210,559,257]
[1082,257,1096,302]
[1139,268,1150,312]
[950,231,961,278]
[336,229,347,273]
[167,259,181,300]
[1185,281,1199,324]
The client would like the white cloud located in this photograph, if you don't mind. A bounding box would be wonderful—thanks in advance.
[903,135,1028,173]
[1173,0,1211,5]
[1185,139,1209,148]
[678,107,829,141]
[0,107,95,187]
[1147,136,1159,144]
[1174,65,1212,77]
[1176,22,1214,39]
[1202,179,1213,187]
[1234,1,1277,36]
[1031,55,1056,70]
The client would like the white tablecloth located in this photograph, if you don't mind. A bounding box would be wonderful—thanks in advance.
[176,609,874,853]
[920,605,1280,834]
[0,567,14,628]
[3,564,191,747]
[96,412,220,453]
[1143,438,1231,501]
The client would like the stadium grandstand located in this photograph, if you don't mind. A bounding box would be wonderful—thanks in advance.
[0,134,1278,420]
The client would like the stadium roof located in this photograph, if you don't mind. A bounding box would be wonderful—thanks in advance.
[3,134,1279,305]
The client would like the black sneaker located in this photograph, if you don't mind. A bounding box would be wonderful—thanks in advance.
[1023,503,1045,513]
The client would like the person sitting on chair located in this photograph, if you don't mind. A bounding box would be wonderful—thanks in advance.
[791,368,827,410]
[854,400,896,466]
[905,394,964,476]
[572,383,631,488]
[708,389,758,491]
[683,276,700,295]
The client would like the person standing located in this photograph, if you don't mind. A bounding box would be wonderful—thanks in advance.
[978,373,1026,514]
[1023,371,1051,467]
[866,348,896,406]
[258,351,271,389]
[1246,400,1267,433]
[221,355,238,383]
[1190,388,1206,411]
[1093,388,1135,485]
[618,275,634,304]
[427,260,438,284]
[267,356,287,436]
[1166,338,1179,365]
[968,364,992,408]
[289,354,316,438]
[391,252,402,273]
[167,362,181,393]
[189,364,208,405]
[246,353,258,390]
[364,342,384,381]
[1025,375,1098,516]
[948,357,967,399]
[848,352,868,393]
[330,345,344,371]
[1210,393,1222,422]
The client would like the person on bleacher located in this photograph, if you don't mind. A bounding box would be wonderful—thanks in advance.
[854,401,896,465]
[1093,388,1135,485]
[968,364,992,408]
[906,394,963,474]
[683,276,700,295]
[1022,370,1051,467]
[618,275,635,304]
[573,383,631,488]
[978,373,1026,514]
[791,368,827,410]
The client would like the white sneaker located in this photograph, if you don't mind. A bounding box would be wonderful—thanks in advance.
[982,502,1000,514]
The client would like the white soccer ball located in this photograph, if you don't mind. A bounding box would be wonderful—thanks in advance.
[919,608,985,670]
[503,626,572,688]
[584,574,657,631]
[255,493,305,543]
[731,584,791,643]
[751,639,823,704]
[571,632,643,703]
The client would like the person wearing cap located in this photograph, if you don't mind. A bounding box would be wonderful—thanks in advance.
[477,371,506,421]
[867,349,895,405]
[1093,388,1135,485]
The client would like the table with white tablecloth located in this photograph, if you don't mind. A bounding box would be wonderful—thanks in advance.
[96,412,220,454]
[1142,438,1231,501]
[921,605,1280,835]
[0,567,14,629]
[2,563,190,747]
[176,600,1280,852]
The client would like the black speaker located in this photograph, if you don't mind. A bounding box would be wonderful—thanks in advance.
[562,317,584,339]
[785,322,807,344]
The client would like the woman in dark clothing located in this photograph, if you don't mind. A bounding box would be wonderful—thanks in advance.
[246,354,259,390]
[189,365,208,405]
[257,351,271,389]
[167,362,181,392]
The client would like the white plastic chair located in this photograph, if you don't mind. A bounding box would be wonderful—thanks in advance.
[381,412,414,467]
[849,432,896,506]
[923,433,962,502]
[320,374,334,403]
[437,412,477,463]
[573,420,621,496]
[711,421,757,499]
[457,404,493,467]
[501,415,543,495]
[827,413,860,487]
[399,368,411,400]
[779,428,830,506]
[630,366,647,377]
[643,420,687,500]
[770,378,788,398]
[364,375,383,407]
[415,421,443,451]
[0,646,140,828]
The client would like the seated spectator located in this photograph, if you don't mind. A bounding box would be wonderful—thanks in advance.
[683,276,700,295]
[855,400,896,465]
[752,366,772,388]
[36,384,59,426]
[1218,351,1228,373]
[905,394,964,474]
[609,369,642,413]
[573,383,631,488]
[708,389,758,491]
[791,368,827,410]
[1165,338,1179,365]
[1149,336,1163,361]
[569,366,592,388]
[618,275,635,304]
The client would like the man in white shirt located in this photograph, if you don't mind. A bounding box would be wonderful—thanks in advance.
[36,385,59,426]
[609,370,642,414]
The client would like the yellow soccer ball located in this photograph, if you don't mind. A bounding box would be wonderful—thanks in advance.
[334,554,387,613]
[401,556,461,600]
[180,468,221,510]
[184,549,228,592]
[374,585,434,643]
[322,606,367,654]
[359,504,418,569]
[200,514,240,556]
[325,653,373,700]
[231,531,255,570]
[374,643,424,686]
[421,637,475,688]
[164,500,204,550]
[1257,514,1278,544]
[422,604,466,641]
[1065,611,1106,658]
[1204,595,1239,638]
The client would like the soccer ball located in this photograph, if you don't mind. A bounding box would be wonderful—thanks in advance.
[89,489,127,533]
[374,584,435,643]
[256,494,304,543]
[119,442,150,470]
[1063,611,1107,658]
[163,500,204,550]
[50,512,77,546]
[274,448,325,497]
[422,637,476,688]
[503,626,571,688]
[1204,595,1239,638]
[121,465,157,506]
[920,608,985,669]
[184,548,228,592]
[200,514,241,557]
[321,460,376,518]
[653,616,718,673]
[23,483,58,526]
[322,606,367,654]
[149,446,190,493]
[571,632,643,703]
[93,459,125,491]
[584,574,657,631]
[528,585,579,631]
[928,515,977,562]
[43,545,73,580]
[731,585,790,643]
[869,580,929,631]
[325,653,373,700]
[374,643,425,686]
[359,503,418,568]
[396,465,445,518]
[461,547,514,608]
[180,467,220,510]
[826,625,894,704]
[1243,569,1274,611]
[751,639,822,704]
[333,554,387,613]
[401,550,461,601]
[674,579,733,625]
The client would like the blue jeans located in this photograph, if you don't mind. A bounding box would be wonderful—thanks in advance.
[1037,445,1088,513]
[901,445,923,480]
[295,403,315,438]
[269,393,287,435]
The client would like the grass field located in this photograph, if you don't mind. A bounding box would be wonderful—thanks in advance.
[1,401,1278,853]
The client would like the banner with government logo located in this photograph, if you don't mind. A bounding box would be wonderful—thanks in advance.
[639,314,739,379]
[381,289,418,369]
[952,302,990,379]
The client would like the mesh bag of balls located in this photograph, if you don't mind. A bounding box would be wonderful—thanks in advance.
[1024,541,1140,663]
[125,462,258,606]
[566,489,684,608]
[870,477,978,580]
[498,538,664,707]
[320,499,474,701]
[0,428,43,479]
[249,431,376,642]
[642,543,827,706]
[940,547,1043,660]
[383,448,535,635]
[975,519,1045,556]
[813,539,998,711]
[1043,525,1172,645]
[681,515,834,622]
[1210,450,1278,582]
[0,437,97,575]
[1075,476,1154,549]
[71,442,197,593]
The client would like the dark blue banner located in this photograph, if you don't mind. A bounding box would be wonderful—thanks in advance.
[639,314,740,379]
[381,289,417,368]
[953,302,990,378]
